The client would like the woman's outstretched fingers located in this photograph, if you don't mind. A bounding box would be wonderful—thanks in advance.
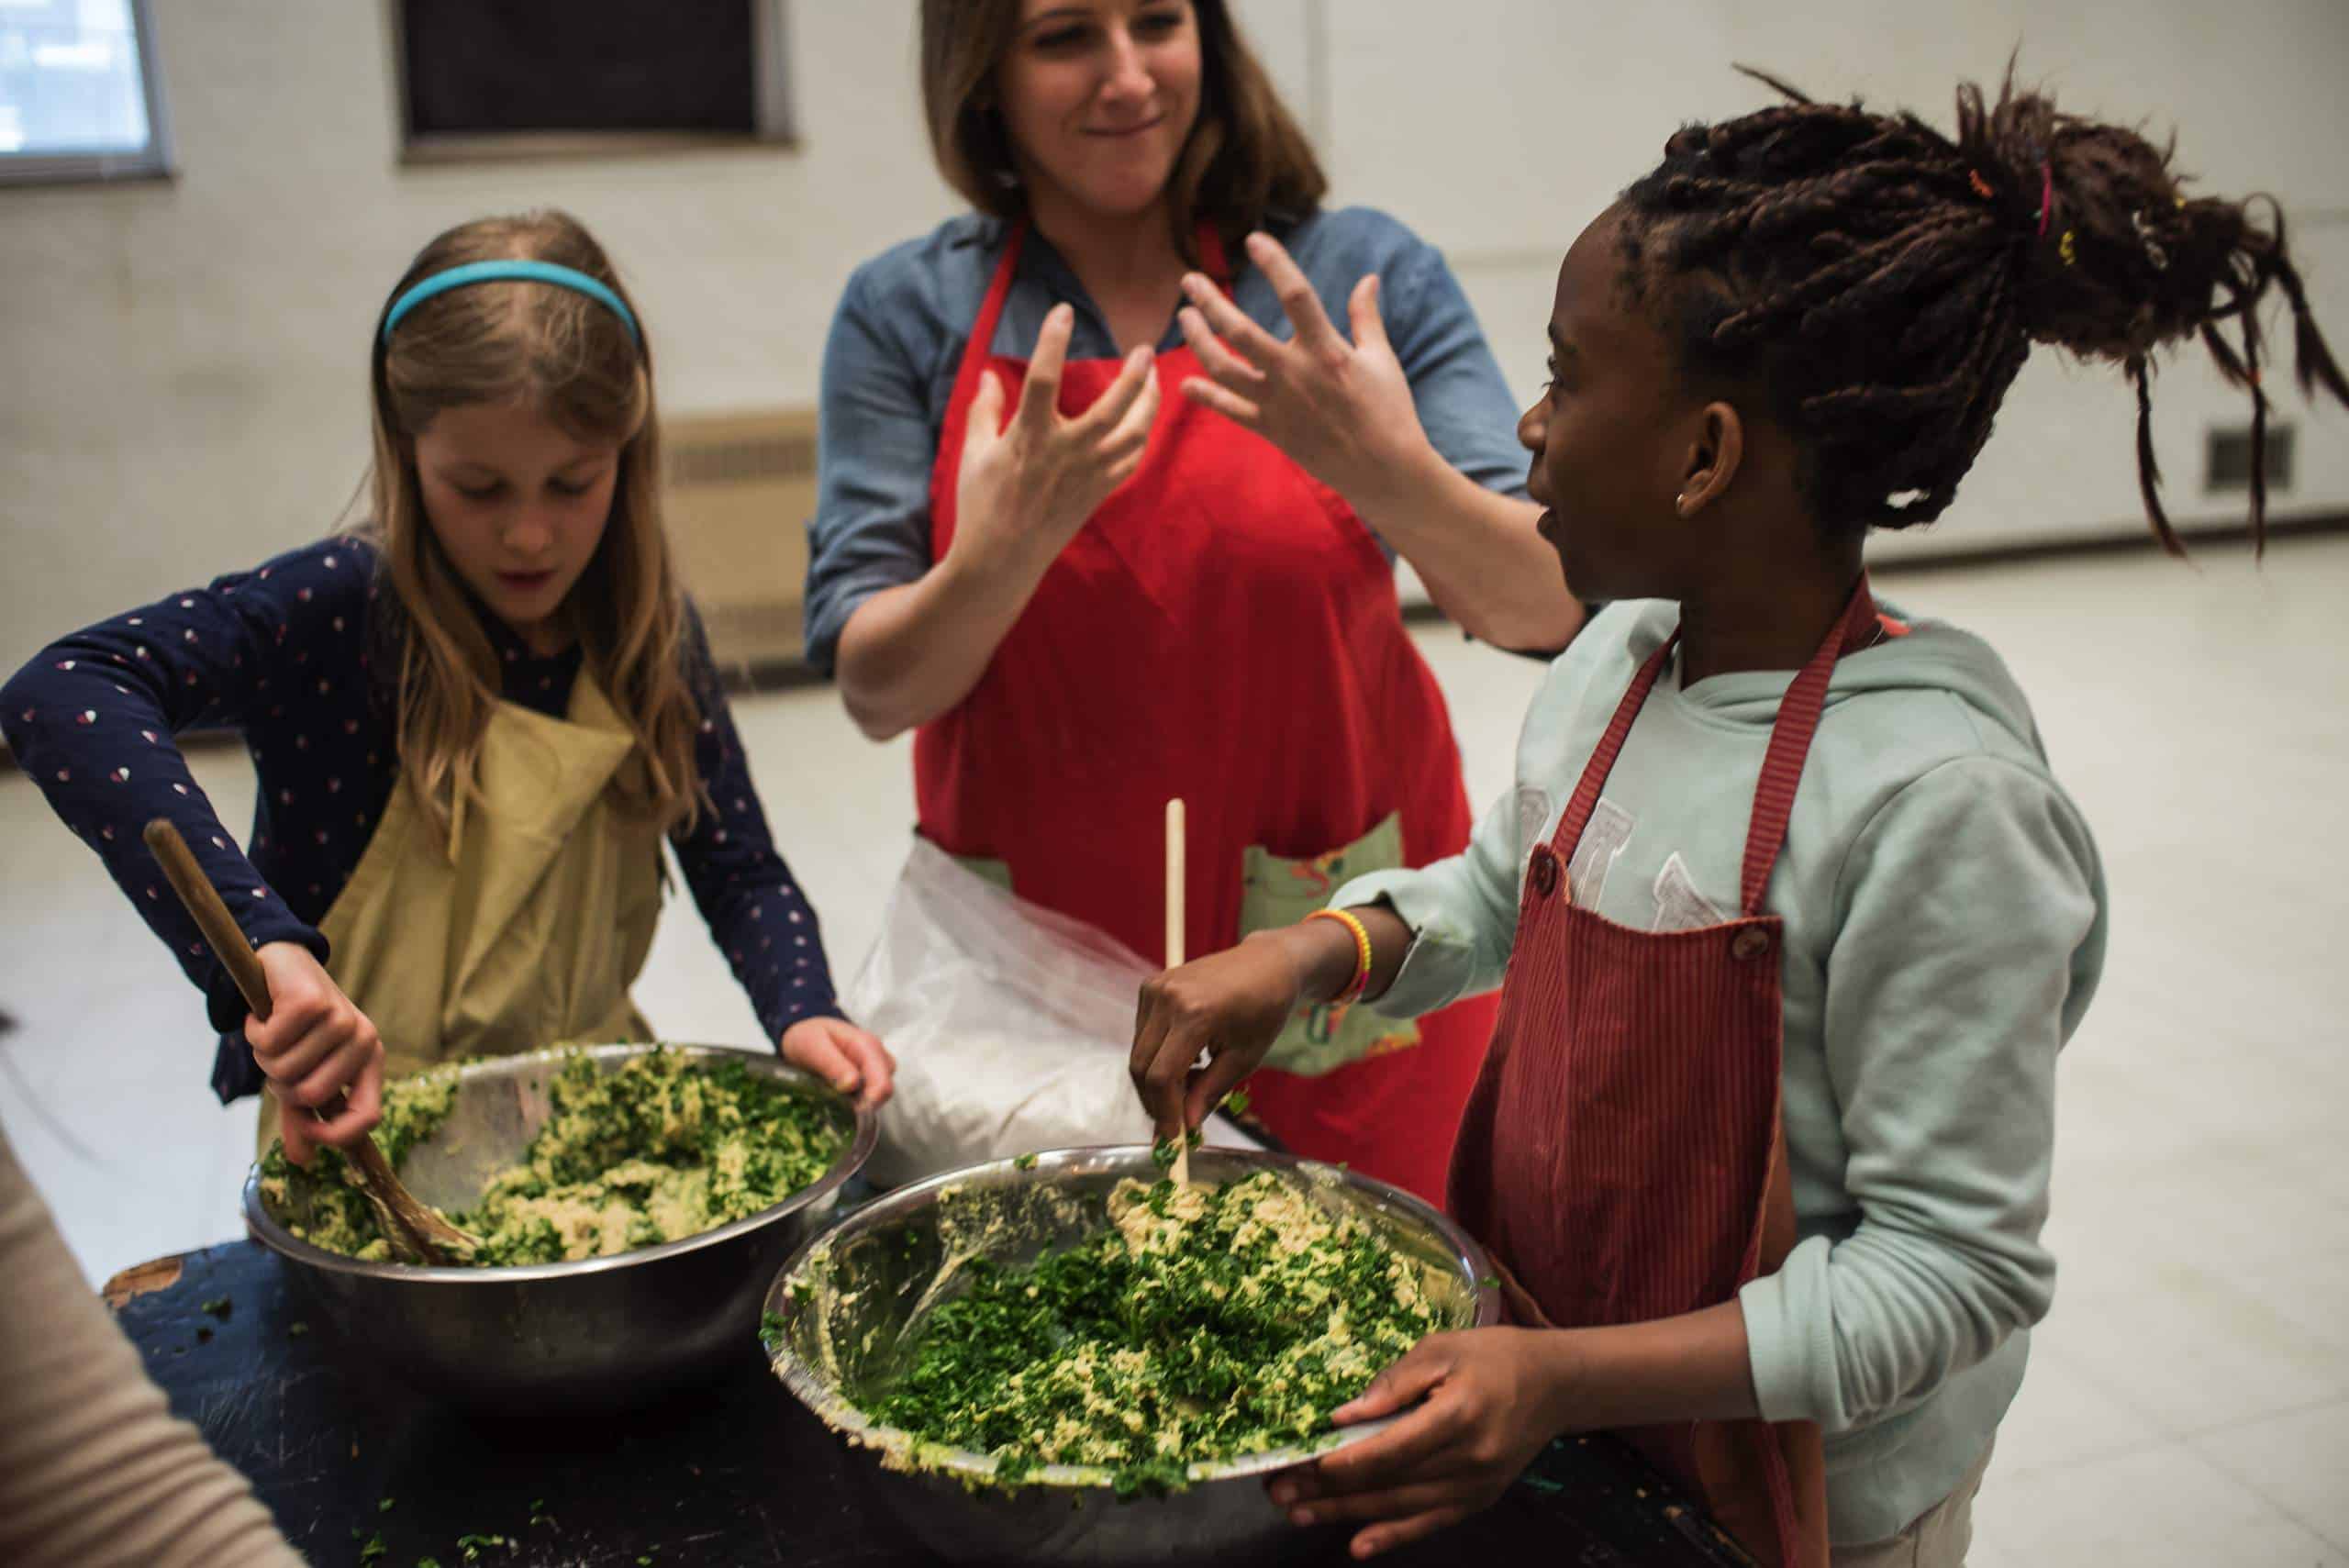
[1181,272,1282,361]
[961,367,1008,457]
[1247,231,1343,351]
[1178,306,1266,387]
[1348,272,1391,355]
[1103,365,1161,456]
[1074,345,1154,434]
[1017,303,1076,424]
[1180,376,1264,425]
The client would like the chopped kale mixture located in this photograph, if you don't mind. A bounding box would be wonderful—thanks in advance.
[866,1172,1442,1496]
[261,1048,847,1266]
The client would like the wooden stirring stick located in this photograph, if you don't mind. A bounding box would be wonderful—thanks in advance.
[1165,798,1191,1187]
[143,819,474,1265]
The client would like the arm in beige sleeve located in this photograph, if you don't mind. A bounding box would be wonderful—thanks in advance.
[0,1129,306,1568]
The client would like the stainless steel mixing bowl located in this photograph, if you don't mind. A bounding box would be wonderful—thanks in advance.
[763,1145,1501,1566]
[243,1041,875,1411]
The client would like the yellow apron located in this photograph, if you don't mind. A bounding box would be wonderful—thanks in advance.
[258,674,664,1151]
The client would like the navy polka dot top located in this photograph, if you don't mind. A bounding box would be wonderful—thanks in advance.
[0,536,844,1102]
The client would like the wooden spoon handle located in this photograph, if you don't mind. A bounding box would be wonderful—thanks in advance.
[141,818,473,1263]
[1166,799,1191,1188]
[144,820,273,1018]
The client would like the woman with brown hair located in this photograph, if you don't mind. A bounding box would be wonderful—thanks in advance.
[805,0,1578,1203]
[3,210,892,1167]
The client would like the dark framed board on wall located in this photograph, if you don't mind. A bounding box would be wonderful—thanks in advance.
[390,0,793,162]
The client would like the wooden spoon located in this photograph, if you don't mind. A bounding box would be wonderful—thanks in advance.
[1166,797,1191,1187]
[143,819,476,1265]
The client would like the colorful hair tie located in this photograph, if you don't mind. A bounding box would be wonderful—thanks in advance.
[2060,229,2077,268]
[382,260,641,345]
[1968,169,1996,201]
[2037,161,2055,239]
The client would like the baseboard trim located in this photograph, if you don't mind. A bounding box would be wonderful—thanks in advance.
[707,657,834,697]
[1394,510,2347,629]
[1865,508,2348,578]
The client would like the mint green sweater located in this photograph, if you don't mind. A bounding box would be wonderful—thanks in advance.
[1336,598,2106,1544]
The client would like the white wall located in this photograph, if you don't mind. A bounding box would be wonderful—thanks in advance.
[5,0,2347,680]
[1317,0,2349,562]
[0,1,939,679]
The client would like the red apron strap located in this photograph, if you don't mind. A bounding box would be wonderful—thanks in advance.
[954,217,1221,406]
[1736,575,1882,916]
[950,221,1030,414]
[1549,634,1679,864]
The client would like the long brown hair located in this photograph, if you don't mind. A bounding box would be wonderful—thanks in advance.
[365,210,702,847]
[1616,66,2347,551]
[919,0,1328,265]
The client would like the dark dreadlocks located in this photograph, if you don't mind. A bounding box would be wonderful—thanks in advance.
[1618,65,2349,553]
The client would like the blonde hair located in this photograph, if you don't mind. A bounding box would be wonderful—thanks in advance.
[364,209,702,846]
[919,0,1329,267]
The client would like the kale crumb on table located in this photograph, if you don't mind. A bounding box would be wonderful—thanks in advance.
[864,1171,1443,1497]
[261,1047,847,1266]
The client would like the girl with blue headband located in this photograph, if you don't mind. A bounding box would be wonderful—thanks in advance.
[2,211,895,1167]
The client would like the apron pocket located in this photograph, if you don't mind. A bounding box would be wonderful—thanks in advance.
[1240,812,1421,1076]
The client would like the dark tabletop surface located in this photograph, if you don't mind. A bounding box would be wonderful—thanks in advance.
[113,1240,1753,1568]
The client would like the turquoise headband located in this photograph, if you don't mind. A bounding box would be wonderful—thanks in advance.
[381,259,641,345]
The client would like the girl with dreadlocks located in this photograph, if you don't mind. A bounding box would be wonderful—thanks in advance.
[1130,69,2347,1565]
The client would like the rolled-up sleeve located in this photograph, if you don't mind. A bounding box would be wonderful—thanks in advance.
[802,262,944,677]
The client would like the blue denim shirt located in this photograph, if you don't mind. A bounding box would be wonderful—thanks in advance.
[803,206,1531,675]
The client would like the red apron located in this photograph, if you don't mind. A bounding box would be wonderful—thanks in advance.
[1449,582,1896,1567]
[916,222,1498,1205]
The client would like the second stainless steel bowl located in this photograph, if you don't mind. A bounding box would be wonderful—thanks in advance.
[764,1144,1502,1566]
[244,1041,876,1411]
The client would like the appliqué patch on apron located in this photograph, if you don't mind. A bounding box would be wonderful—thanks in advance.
[1514,784,1553,895]
[1652,851,1729,932]
[1565,796,1635,909]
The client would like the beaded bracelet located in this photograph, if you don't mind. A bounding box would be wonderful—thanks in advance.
[1304,907,1375,1004]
